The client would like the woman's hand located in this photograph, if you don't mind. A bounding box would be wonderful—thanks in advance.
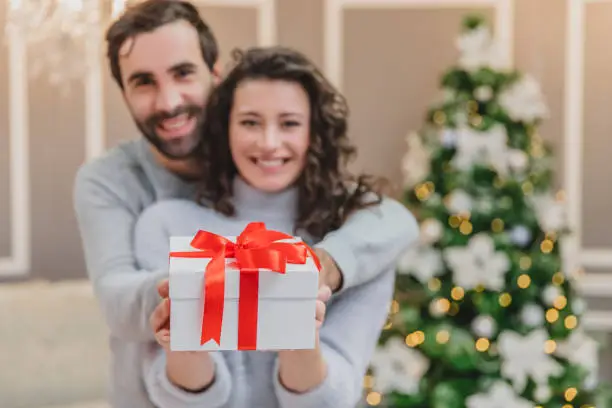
[150,279,216,392]
[277,284,332,393]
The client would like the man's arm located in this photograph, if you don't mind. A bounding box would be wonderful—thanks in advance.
[315,196,419,293]
[73,166,164,342]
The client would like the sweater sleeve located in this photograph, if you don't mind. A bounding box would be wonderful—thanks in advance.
[142,347,232,408]
[315,195,418,292]
[272,267,396,408]
[73,166,165,342]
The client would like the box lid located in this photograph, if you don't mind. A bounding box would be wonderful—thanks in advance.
[168,236,319,300]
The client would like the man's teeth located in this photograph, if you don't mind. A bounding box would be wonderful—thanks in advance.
[162,115,189,129]
[257,159,285,167]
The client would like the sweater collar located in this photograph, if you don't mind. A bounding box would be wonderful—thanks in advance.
[232,176,298,220]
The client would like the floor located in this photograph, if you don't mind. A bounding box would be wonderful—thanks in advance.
[0,279,111,408]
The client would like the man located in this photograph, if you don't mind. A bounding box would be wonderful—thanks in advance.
[73,1,418,407]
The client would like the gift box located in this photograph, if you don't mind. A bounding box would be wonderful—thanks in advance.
[168,222,320,351]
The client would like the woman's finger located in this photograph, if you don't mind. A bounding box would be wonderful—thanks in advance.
[155,328,170,350]
[315,300,326,324]
[157,279,170,299]
[317,285,332,303]
[150,298,170,332]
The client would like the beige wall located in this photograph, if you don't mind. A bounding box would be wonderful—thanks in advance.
[2,0,612,364]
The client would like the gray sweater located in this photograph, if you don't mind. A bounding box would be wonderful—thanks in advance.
[73,139,419,407]
[134,177,400,407]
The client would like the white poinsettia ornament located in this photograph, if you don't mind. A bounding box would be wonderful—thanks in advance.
[420,218,444,244]
[529,194,566,233]
[466,381,533,408]
[456,25,506,72]
[497,328,563,393]
[397,245,444,284]
[499,74,549,123]
[402,131,431,188]
[370,337,429,395]
[452,125,510,176]
[444,233,510,291]
[555,329,600,390]
[445,189,473,215]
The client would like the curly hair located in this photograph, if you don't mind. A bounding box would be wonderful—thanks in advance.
[197,46,383,239]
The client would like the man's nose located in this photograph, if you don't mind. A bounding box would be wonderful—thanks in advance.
[155,85,182,113]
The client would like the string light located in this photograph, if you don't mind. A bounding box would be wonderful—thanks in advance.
[553,296,567,310]
[436,330,450,344]
[459,220,473,235]
[433,111,446,125]
[546,308,559,323]
[499,293,512,307]
[517,274,531,289]
[448,302,460,316]
[437,298,451,313]
[491,218,504,233]
[519,256,532,270]
[383,319,393,330]
[521,181,534,195]
[541,239,554,253]
[544,339,557,354]
[552,272,565,285]
[451,286,465,301]
[470,114,483,127]
[428,278,442,292]
[565,315,578,329]
[390,300,400,314]
[366,391,382,406]
[475,338,490,352]
[475,285,485,293]
[449,215,461,228]
[405,330,425,348]
[564,387,578,402]
[415,183,434,201]
[363,375,374,389]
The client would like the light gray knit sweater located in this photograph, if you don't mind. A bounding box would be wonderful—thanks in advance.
[133,177,401,408]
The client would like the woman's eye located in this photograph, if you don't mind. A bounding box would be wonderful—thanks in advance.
[241,120,258,127]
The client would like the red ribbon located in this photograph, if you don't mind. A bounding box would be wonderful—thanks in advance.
[170,222,321,350]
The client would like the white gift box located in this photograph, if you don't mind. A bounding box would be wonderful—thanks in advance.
[168,234,319,352]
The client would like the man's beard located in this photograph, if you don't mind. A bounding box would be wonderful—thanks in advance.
[136,104,204,160]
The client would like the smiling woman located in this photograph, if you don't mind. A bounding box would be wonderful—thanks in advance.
[197,46,382,239]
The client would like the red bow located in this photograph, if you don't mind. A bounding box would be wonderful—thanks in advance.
[170,222,320,350]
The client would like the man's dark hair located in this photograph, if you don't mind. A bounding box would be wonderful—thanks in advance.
[196,46,384,239]
[105,0,219,88]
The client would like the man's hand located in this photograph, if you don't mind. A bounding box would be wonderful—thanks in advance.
[312,248,343,293]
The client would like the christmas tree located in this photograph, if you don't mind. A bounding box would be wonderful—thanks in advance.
[365,15,607,408]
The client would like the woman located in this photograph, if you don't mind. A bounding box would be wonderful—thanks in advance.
[134,46,410,408]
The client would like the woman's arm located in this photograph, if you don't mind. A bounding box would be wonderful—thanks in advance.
[143,347,232,408]
[134,200,233,408]
[273,267,396,407]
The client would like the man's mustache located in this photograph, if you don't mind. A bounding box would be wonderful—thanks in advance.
[145,105,203,129]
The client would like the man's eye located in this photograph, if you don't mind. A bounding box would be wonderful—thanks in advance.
[176,68,195,78]
[135,78,153,87]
